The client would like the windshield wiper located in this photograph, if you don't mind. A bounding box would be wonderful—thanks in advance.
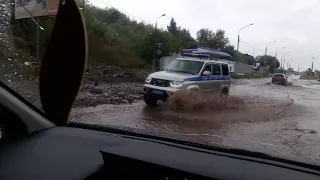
[165,69,194,74]
[165,69,174,72]
[173,70,195,74]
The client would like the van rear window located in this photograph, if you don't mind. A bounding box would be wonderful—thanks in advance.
[222,64,229,76]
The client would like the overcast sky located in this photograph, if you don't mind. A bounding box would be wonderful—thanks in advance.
[93,0,320,71]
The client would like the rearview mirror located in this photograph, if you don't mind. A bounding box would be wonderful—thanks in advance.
[203,71,211,76]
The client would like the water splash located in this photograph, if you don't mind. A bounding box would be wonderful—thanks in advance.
[166,90,245,112]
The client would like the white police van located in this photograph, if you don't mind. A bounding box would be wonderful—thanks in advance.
[143,53,231,106]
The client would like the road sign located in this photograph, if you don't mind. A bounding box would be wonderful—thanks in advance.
[15,0,60,19]
[253,58,260,75]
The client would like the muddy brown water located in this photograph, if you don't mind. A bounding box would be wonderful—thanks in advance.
[71,75,320,166]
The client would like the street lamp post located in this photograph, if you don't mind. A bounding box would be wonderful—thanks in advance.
[311,56,318,72]
[236,23,254,61]
[281,54,290,70]
[274,46,285,73]
[247,44,255,63]
[275,47,285,59]
[311,51,320,73]
[264,41,276,66]
[152,14,166,72]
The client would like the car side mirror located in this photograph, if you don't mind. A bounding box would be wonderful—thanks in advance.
[203,71,211,76]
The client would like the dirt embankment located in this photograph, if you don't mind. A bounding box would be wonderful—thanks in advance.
[7,63,150,108]
[84,63,150,84]
[74,63,149,107]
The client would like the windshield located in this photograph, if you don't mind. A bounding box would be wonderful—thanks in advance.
[165,59,204,74]
[2,0,320,167]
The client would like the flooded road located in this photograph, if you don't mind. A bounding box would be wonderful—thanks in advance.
[71,75,320,165]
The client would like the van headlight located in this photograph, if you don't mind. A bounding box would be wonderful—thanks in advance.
[170,81,184,87]
[145,76,152,83]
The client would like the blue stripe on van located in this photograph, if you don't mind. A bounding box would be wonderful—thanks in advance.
[184,76,230,81]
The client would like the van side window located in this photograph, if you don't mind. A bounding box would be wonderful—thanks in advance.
[202,64,212,74]
[212,64,221,75]
[222,64,229,75]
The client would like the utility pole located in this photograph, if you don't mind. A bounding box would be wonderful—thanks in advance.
[281,54,290,70]
[152,23,158,72]
[236,23,254,62]
[274,47,285,73]
[264,46,267,65]
[264,41,276,67]
[152,14,165,72]
[236,34,240,63]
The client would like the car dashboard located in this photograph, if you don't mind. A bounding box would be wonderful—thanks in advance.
[0,126,319,180]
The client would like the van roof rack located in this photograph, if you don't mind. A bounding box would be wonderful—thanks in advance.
[181,53,210,59]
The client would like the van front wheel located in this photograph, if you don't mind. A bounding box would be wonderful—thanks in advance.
[144,94,158,107]
[221,88,229,96]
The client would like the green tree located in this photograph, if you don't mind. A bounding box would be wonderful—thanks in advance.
[140,30,180,64]
[221,45,236,57]
[196,28,214,47]
[167,18,178,36]
[210,29,229,50]
[167,18,195,49]
[238,53,255,65]
[256,55,280,73]
[196,28,231,51]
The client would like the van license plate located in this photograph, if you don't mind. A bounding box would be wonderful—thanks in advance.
[151,90,164,95]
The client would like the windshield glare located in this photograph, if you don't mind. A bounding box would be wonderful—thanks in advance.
[2,0,320,167]
[165,60,204,74]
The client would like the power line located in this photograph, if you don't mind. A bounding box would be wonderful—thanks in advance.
[239,39,278,56]
[239,39,264,52]
[91,0,155,25]
[240,39,254,49]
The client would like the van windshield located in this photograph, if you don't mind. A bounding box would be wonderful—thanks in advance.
[165,60,204,74]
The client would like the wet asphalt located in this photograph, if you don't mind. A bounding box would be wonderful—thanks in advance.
[71,75,320,165]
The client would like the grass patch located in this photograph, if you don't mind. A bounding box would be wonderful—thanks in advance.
[231,74,269,79]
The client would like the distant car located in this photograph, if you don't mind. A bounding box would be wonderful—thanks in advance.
[294,72,299,75]
[272,73,288,85]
